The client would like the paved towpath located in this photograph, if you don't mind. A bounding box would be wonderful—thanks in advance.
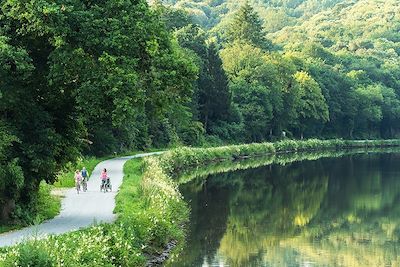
[0,152,163,247]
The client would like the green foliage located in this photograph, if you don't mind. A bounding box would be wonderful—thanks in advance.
[0,223,146,266]
[0,123,24,221]
[0,157,188,266]
[227,2,271,50]
[0,0,199,220]
[10,241,56,267]
[159,0,400,140]
[34,182,61,224]
[354,84,384,136]
[174,24,231,135]
[0,181,61,234]
[293,71,329,137]
[272,0,400,137]
[162,0,343,29]
[220,43,274,140]
[156,3,192,31]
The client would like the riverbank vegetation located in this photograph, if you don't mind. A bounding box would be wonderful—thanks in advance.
[0,157,188,266]
[2,139,400,266]
[161,139,400,176]
[177,146,400,185]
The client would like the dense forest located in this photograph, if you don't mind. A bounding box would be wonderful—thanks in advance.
[1,0,400,221]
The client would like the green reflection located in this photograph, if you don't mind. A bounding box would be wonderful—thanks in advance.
[170,151,400,267]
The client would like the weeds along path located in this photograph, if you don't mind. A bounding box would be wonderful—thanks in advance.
[0,152,163,248]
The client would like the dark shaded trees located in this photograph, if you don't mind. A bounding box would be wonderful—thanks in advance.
[0,0,198,221]
[175,24,231,135]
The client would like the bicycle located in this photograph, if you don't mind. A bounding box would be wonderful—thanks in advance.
[100,178,112,193]
[82,178,88,192]
[76,181,81,194]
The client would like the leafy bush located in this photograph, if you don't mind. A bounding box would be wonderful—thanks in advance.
[35,182,61,223]
[1,182,61,234]
[17,242,55,267]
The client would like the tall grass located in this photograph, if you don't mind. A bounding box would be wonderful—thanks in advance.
[35,182,61,223]
[160,139,400,176]
[0,158,188,266]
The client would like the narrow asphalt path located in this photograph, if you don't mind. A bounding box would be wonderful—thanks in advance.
[0,152,163,247]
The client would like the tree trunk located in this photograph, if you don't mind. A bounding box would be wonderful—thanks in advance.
[204,113,208,132]
[1,199,15,222]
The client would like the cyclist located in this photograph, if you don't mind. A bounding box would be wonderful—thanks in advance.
[81,167,89,192]
[100,168,110,191]
[81,167,89,181]
[74,170,82,194]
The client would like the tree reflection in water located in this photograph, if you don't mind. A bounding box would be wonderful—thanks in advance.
[169,152,400,267]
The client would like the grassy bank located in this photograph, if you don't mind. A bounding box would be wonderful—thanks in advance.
[1,139,400,266]
[160,139,400,176]
[0,157,188,266]
[0,182,61,235]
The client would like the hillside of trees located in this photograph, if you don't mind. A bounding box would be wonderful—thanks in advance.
[1,0,400,222]
[161,0,400,140]
[157,0,344,30]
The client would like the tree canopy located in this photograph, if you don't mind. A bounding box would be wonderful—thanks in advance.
[2,0,400,221]
[0,0,198,221]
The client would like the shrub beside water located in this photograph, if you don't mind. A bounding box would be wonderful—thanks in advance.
[161,139,400,176]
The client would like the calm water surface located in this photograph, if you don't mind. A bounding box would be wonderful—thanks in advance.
[171,152,400,267]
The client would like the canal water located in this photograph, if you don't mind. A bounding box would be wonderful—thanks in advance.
[171,152,400,266]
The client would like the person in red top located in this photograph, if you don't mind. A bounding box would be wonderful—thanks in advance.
[100,168,110,191]
[100,168,108,180]
[74,170,82,194]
